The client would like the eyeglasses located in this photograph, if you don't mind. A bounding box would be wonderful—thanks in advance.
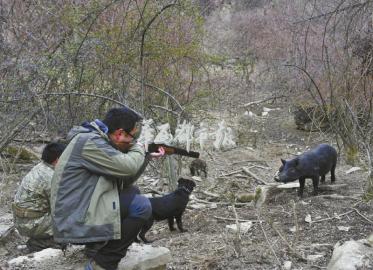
[126,131,136,140]
[123,127,141,141]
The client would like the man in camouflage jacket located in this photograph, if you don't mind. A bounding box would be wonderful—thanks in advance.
[13,143,66,252]
[50,107,165,270]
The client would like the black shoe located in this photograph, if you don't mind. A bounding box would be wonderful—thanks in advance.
[121,217,147,247]
[84,242,108,258]
[93,217,146,270]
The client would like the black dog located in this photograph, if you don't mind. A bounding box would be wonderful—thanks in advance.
[138,177,196,243]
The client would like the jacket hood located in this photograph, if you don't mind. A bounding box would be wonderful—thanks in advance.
[67,120,109,141]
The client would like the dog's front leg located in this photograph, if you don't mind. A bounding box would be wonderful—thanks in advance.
[176,215,187,232]
[138,218,154,243]
[167,217,176,231]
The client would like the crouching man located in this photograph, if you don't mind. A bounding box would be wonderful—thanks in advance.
[50,107,165,270]
[13,142,66,252]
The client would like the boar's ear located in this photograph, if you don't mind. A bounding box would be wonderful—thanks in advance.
[281,159,286,165]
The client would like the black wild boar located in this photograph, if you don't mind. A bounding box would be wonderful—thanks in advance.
[189,158,207,178]
[274,144,337,197]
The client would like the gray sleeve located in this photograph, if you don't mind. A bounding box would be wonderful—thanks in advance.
[81,138,146,179]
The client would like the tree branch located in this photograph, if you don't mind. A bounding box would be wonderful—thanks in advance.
[0,92,127,106]
[293,2,368,24]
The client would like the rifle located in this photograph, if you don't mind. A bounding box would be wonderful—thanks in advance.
[147,143,200,158]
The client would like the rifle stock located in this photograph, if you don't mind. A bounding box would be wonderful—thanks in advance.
[147,143,200,158]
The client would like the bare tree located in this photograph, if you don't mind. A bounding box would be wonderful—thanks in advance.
[282,0,373,199]
[0,0,206,149]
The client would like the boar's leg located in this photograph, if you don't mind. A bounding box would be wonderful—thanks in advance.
[168,217,176,231]
[311,176,320,195]
[298,177,306,197]
[190,167,195,176]
[331,163,336,183]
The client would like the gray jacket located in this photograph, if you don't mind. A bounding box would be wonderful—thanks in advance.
[50,122,147,243]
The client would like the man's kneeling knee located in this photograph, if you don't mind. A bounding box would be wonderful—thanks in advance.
[128,195,152,220]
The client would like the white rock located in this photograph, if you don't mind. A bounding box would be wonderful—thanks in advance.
[191,176,202,182]
[307,254,324,261]
[0,213,13,239]
[8,244,171,270]
[247,111,257,118]
[119,243,171,270]
[305,214,312,223]
[209,203,218,209]
[0,224,13,238]
[368,233,373,245]
[16,244,27,251]
[345,167,362,174]
[226,221,253,234]
[8,248,63,265]
[327,239,373,270]
[261,111,269,116]
[283,260,292,270]
[289,226,302,233]
[0,213,13,223]
[337,226,350,232]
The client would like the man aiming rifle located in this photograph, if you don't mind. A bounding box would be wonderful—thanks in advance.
[51,107,165,270]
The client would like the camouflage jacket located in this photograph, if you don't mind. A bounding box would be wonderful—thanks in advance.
[13,161,54,237]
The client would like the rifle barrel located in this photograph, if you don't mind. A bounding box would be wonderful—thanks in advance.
[148,143,200,158]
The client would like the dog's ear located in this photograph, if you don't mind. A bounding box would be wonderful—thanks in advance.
[189,180,196,188]
[177,178,186,185]
[186,179,196,191]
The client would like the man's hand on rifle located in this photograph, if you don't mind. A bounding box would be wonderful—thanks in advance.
[149,146,165,158]
[136,143,165,158]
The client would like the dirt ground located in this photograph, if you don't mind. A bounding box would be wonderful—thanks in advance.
[0,99,372,270]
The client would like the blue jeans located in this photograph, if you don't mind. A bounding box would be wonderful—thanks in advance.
[119,185,152,220]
